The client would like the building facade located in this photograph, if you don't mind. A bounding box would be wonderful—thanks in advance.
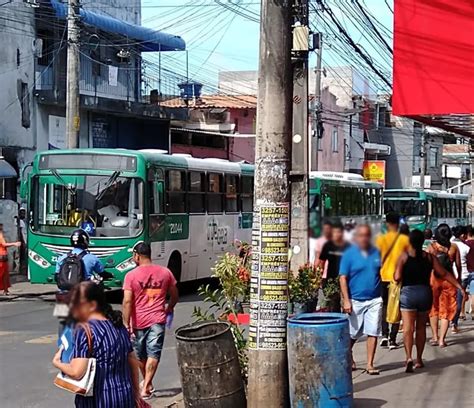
[0,0,185,178]
[163,95,256,163]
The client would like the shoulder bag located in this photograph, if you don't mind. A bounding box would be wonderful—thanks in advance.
[54,323,96,396]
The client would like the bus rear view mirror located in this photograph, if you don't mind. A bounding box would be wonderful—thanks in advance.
[20,162,32,200]
[324,196,332,210]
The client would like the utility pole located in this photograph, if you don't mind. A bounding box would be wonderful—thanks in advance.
[66,0,81,149]
[289,0,310,271]
[311,32,323,171]
[418,126,427,189]
[470,139,474,210]
[247,0,293,407]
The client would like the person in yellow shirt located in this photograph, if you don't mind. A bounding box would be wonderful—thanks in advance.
[376,212,410,349]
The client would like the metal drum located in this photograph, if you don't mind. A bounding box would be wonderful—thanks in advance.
[175,321,246,408]
[288,313,353,408]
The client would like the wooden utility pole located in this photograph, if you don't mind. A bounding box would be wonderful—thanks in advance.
[247,0,293,406]
[66,0,81,148]
[289,0,310,272]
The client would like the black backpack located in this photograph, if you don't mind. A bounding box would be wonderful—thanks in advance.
[57,251,87,291]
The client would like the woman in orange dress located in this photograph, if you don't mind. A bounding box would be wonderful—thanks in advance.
[0,224,21,295]
[428,224,461,348]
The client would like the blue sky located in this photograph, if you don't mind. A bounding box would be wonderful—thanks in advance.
[141,1,394,94]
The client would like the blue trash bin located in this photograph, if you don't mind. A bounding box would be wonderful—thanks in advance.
[288,313,353,408]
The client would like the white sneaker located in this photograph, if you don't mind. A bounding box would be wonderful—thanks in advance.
[380,338,389,347]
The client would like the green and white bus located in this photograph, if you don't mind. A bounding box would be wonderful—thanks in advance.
[309,171,384,237]
[23,149,254,287]
[383,189,469,231]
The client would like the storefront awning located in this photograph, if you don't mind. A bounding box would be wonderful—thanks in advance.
[0,159,17,178]
[49,0,185,52]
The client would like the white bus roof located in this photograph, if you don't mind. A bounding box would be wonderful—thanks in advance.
[385,189,469,200]
[310,171,382,186]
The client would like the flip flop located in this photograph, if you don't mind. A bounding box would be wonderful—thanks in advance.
[405,361,414,373]
[140,381,156,394]
[429,339,438,346]
[439,342,448,348]
[364,368,380,376]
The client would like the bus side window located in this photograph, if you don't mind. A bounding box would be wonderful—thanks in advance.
[188,171,206,213]
[166,170,186,213]
[154,181,164,214]
[240,176,253,212]
[225,174,239,213]
[208,172,224,213]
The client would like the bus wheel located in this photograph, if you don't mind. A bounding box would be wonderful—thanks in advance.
[167,252,182,283]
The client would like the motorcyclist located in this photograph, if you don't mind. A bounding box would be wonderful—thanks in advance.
[54,229,104,338]
[55,229,104,283]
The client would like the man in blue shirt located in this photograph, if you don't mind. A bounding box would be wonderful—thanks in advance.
[339,224,382,375]
[55,229,104,281]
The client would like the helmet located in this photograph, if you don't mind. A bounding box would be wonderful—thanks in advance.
[70,229,90,249]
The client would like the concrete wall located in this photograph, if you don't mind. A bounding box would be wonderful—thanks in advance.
[368,117,444,190]
[314,88,346,172]
[0,2,36,154]
[84,0,141,24]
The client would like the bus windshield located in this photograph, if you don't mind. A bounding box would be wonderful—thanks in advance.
[31,174,144,238]
[383,199,427,217]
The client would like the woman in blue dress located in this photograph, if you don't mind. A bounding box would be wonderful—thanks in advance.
[53,281,141,407]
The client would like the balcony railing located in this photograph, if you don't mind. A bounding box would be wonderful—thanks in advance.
[35,55,139,102]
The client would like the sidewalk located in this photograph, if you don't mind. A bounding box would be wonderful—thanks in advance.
[1,276,56,301]
[351,318,474,407]
[151,392,184,408]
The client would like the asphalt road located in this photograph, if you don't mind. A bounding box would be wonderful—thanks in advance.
[0,288,205,408]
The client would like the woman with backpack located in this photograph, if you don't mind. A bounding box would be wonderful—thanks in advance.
[395,230,464,372]
[52,281,148,407]
[427,224,462,348]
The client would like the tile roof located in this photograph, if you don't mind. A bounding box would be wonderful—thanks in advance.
[443,144,470,155]
[160,94,257,109]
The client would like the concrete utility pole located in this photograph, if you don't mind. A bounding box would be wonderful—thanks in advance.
[289,0,310,271]
[66,0,81,149]
[311,32,323,171]
[247,0,293,406]
[470,140,474,207]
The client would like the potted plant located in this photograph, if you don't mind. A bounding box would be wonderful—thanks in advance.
[192,241,251,382]
[288,264,321,315]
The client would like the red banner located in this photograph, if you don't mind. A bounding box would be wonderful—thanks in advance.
[392,0,474,116]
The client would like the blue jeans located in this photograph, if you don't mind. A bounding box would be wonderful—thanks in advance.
[453,278,469,326]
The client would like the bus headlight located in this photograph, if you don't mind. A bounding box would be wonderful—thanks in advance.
[28,250,51,268]
[117,258,136,272]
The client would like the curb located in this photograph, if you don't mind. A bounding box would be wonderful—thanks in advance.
[0,291,57,301]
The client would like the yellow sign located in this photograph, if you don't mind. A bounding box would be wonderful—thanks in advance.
[363,160,385,186]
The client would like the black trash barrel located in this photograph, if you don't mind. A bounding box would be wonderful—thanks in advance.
[175,321,246,408]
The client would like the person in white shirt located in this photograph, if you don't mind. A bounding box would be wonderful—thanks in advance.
[451,225,470,332]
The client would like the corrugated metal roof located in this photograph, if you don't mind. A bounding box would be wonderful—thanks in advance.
[161,95,257,109]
